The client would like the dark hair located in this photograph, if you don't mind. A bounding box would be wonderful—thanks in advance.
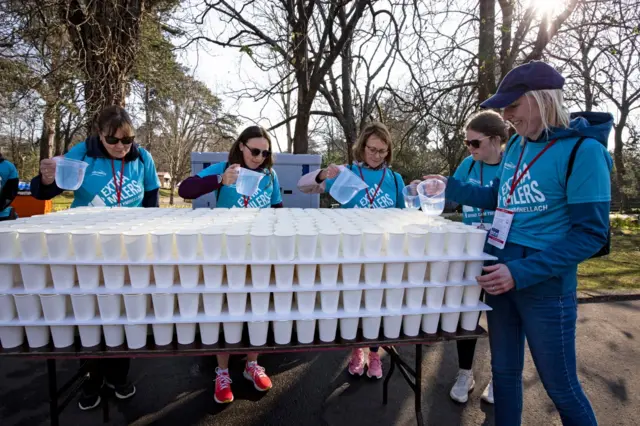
[93,106,135,138]
[353,121,394,165]
[228,126,274,170]
[464,110,510,144]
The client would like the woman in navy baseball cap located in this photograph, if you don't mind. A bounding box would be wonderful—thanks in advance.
[419,61,612,425]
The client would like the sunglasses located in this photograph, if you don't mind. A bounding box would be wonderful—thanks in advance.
[243,142,271,158]
[105,135,135,145]
[463,136,490,149]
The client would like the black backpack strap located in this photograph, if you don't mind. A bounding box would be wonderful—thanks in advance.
[391,170,400,207]
[467,160,476,177]
[565,137,587,185]
[216,162,229,203]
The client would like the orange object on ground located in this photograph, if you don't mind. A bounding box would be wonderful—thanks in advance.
[12,195,52,218]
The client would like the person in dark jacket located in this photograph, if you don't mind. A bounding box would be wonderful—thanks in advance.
[0,152,19,221]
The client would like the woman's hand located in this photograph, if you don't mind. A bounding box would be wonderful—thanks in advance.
[411,175,447,195]
[222,164,240,185]
[40,158,57,185]
[319,164,341,181]
[476,264,515,295]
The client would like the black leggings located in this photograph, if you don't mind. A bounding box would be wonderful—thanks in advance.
[456,290,485,370]
[82,358,131,396]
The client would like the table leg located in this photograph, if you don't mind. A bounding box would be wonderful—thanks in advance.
[415,344,424,426]
[382,346,396,405]
[47,359,59,426]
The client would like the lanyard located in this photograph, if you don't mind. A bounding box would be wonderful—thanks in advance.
[110,159,125,207]
[479,163,485,224]
[358,166,386,208]
[506,139,558,207]
[243,196,250,208]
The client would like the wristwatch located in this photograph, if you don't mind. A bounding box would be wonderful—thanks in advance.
[216,174,223,185]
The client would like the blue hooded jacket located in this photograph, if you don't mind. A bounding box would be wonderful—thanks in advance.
[445,112,613,296]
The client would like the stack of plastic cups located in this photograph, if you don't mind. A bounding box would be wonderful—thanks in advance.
[40,294,74,348]
[0,294,23,348]
[151,230,176,289]
[45,229,76,291]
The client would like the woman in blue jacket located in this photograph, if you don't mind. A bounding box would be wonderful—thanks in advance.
[297,121,405,380]
[421,62,610,426]
[0,152,19,221]
[31,105,161,411]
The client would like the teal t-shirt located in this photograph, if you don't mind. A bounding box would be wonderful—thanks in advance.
[453,156,500,226]
[325,164,405,209]
[64,142,160,208]
[197,162,282,208]
[0,159,18,217]
[495,137,612,250]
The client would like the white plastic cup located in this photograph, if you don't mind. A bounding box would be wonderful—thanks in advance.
[341,264,361,287]
[383,315,403,338]
[296,264,317,287]
[275,265,294,289]
[362,316,381,339]
[0,229,18,259]
[320,290,339,314]
[463,285,483,306]
[319,264,339,287]
[0,264,16,291]
[385,263,405,285]
[178,265,201,289]
[461,310,481,331]
[385,288,405,311]
[422,313,440,334]
[340,317,359,340]
[71,294,97,321]
[341,230,362,258]
[178,293,200,318]
[45,230,72,261]
[200,323,220,345]
[426,229,446,256]
[201,230,223,261]
[50,325,75,348]
[125,324,148,349]
[248,321,269,346]
[99,230,124,261]
[296,319,316,344]
[175,231,199,261]
[129,265,151,289]
[176,323,196,345]
[123,294,148,321]
[448,261,466,283]
[151,293,175,320]
[72,231,99,261]
[26,326,50,348]
[441,312,461,333]
[364,289,384,312]
[296,291,316,314]
[20,264,48,291]
[250,231,271,261]
[250,292,270,316]
[342,290,362,313]
[319,318,338,342]
[445,286,465,308]
[273,320,293,345]
[151,231,175,261]
[203,293,224,317]
[405,287,425,309]
[77,265,100,290]
[274,230,296,260]
[386,231,406,257]
[402,314,421,337]
[223,321,243,344]
[0,294,16,321]
[445,229,466,256]
[18,229,46,260]
[225,232,247,261]
[103,325,125,347]
[251,265,272,289]
[364,263,384,286]
[466,229,488,255]
[123,231,150,262]
[0,326,24,348]
[14,294,42,321]
[152,323,174,346]
[429,261,450,284]
[319,229,340,260]
[296,231,318,260]
[227,293,248,316]
[203,266,224,288]
[227,265,247,289]
[465,261,485,281]
[407,262,427,285]
[99,265,123,290]
[97,294,123,321]
[426,285,446,309]
[363,229,384,258]
[40,295,69,321]
[407,230,428,258]
[274,292,293,314]
[79,325,101,347]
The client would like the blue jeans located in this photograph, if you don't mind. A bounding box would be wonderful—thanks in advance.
[486,290,597,426]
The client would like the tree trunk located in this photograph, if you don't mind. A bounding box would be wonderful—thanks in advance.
[145,85,152,151]
[478,0,496,104]
[54,103,64,156]
[613,120,630,212]
[39,104,56,161]
[169,180,175,206]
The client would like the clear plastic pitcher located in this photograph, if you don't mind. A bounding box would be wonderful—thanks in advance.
[329,166,368,204]
[402,184,420,209]
[417,178,445,216]
[236,168,265,196]
[54,158,89,191]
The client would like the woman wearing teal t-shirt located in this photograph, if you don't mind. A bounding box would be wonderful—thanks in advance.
[297,121,405,380]
[179,126,280,404]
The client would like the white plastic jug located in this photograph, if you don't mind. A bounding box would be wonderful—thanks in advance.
[54,158,88,191]
[329,166,368,204]
[417,178,445,216]
[236,168,265,196]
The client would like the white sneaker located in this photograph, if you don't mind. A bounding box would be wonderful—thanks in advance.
[449,369,475,403]
[481,380,494,404]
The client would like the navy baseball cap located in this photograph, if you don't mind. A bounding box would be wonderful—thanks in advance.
[480,61,565,109]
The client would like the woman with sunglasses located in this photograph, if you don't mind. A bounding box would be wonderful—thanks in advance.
[179,125,281,404]
[297,121,405,380]
[447,110,509,405]
[31,105,161,411]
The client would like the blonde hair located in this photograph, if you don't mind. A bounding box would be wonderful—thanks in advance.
[527,89,570,131]
[353,121,394,165]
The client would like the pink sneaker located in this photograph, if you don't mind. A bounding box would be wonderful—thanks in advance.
[348,348,365,376]
[367,351,383,379]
